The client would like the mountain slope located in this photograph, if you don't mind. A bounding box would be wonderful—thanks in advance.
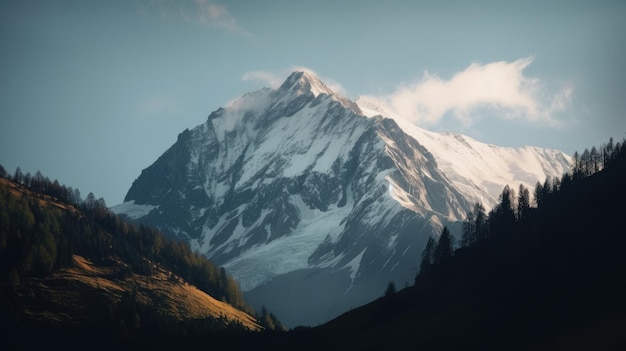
[10,254,260,331]
[244,139,626,351]
[113,71,571,327]
[318,140,626,350]
[0,175,262,349]
[357,96,571,208]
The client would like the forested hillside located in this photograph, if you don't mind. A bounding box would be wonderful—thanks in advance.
[0,168,284,349]
[243,135,626,350]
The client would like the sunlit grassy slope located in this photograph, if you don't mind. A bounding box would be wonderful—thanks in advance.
[13,254,261,331]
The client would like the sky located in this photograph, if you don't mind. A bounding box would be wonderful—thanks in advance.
[1,0,625,207]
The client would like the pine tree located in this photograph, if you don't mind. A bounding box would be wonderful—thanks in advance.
[385,281,397,297]
[487,186,517,239]
[534,181,544,208]
[13,167,23,185]
[473,202,488,242]
[259,306,276,330]
[419,236,436,276]
[498,186,517,235]
[433,226,452,265]
[572,151,582,179]
[517,183,530,221]
[604,137,614,166]
[581,149,591,176]
[462,206,476,247]
[590,146,600,173]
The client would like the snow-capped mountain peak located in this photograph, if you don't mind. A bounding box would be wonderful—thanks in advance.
[276,70,361,114]
[113,71,571,327]
[279,70,333,98]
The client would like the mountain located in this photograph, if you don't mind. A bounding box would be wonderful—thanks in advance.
[0,175,264,349]
[218,138,626,351]
[252,138,626,351]
[112,71,571,327]
[357,96,572,208]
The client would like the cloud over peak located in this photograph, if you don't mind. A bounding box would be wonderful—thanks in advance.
[242,66,346,95]
[361,57,573,128]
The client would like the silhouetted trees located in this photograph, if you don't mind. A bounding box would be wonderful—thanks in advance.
[419,236,436,275]
[13,167,23,185]
[426,134,626,277]
[419,226,454,277]
[461,206,476,247]
[571,135,625,179]
[433,226,453,265]
[258,306,285,331]
[462,202,488,247]
[385,281,397,297]
[407,135,626,351]
[517,183,530,221]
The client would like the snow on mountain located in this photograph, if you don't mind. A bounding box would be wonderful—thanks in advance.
[356,96,572,209]
[112,71,571,327]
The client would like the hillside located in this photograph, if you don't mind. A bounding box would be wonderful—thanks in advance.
[0,175,264,350]
[241,138,626,350]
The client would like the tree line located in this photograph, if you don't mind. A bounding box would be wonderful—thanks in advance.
[418,134,626,277]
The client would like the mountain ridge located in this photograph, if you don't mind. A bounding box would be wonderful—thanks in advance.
[356,95,571,208]
[112,71,571,327]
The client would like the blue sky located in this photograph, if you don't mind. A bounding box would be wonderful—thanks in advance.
[1,0,625,206]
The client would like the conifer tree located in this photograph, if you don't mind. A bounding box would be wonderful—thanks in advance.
[473,202,488,242]
[517,183,530,221]
[572,151,581,179]
[534,181,544,208]
[13,167,23,185]
[433,226,452,265]
[604,137,614,166]
[462,202,488,246]
[590,146,600,173]
[259,306,275,330]
[419,236,436,275]
[462,206,476,247]
[385,281,397,297]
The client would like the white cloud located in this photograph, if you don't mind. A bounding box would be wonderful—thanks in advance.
[361,57,573,127]
[241,71,284,88]
[547,83,574,116]
[241,66,346,95]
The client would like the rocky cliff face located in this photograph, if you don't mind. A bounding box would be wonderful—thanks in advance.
[112,71,570,327]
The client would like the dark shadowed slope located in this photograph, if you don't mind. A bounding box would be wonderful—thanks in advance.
[240,137,626,350]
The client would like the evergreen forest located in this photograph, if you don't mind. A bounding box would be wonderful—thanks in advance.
[0,166,284,349]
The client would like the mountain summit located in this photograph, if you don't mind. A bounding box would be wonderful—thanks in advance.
[277,71,362,113]
[112,71,570,327]
[280,71,334,97]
